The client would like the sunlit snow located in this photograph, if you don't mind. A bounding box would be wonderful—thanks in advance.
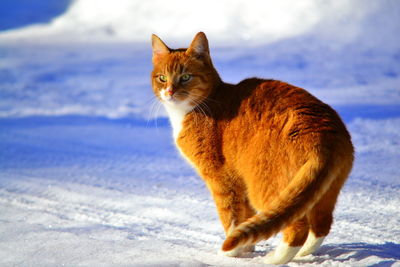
[0,0,399,266]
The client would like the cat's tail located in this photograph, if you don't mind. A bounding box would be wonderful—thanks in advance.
[221,147,352,252]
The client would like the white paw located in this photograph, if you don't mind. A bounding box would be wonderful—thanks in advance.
[218,248,240,257]
[263,243,301,265]
[296,232,325,257]
[264,250,282,265]
[264,251,292,265]
[218,245,254,257]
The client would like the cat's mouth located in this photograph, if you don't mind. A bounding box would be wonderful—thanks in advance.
[160,88,189,104]
[159,88,173,101]
[160,92,178,103]
[160,90,198,111]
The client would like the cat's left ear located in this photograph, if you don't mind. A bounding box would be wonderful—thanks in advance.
[186,32,210,57]
[152,34,170,62]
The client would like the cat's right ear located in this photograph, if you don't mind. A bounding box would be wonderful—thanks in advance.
[151,34,170,62]
[186,32,210,57]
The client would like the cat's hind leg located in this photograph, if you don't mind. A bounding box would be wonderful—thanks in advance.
[296,231,325,257]
[297,169,347,257]
[295,201,332,257]
[264,217,308,265]
[295,206,330,258]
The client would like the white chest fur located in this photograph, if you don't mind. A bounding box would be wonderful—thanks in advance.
[163,100,193,140]
[163,101,197,168]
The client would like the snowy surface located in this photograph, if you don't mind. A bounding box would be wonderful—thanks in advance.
[0,0,389,45]
[1,1,400,266]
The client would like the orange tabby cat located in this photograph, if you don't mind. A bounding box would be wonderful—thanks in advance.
[151,32,354,264]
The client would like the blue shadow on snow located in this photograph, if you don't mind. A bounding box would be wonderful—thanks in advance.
[296,242,400,266]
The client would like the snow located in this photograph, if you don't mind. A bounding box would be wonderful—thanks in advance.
[0,0,383,45]
[0,0,400,266]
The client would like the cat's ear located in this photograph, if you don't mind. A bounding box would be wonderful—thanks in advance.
[152,34,170,62]
[186,32,209,57]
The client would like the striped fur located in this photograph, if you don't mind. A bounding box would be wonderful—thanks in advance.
[151,32,354,264]
[222,147,352,251]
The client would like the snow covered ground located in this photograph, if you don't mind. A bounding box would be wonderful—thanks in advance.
[0,0,399,266]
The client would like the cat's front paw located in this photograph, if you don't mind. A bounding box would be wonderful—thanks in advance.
[218,248,241,257]
[218,245,255,257]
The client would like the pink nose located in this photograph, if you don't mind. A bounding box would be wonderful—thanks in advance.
[166,89,174,96]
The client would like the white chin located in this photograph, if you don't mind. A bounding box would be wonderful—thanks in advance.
[162,97,178,105]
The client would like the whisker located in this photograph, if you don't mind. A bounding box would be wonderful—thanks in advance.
[145,94,166,133]
[192,97,212,118]
[146,98,156,127]
[187,96,211,130]
[154,100,164,132]
[186,91,221,105]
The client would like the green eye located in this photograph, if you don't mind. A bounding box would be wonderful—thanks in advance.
[180,74,192,82]
[159,75,167,82]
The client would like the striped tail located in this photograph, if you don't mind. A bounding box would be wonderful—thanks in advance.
[222,150,344,252]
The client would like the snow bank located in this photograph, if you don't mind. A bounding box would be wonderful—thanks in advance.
[0,0,385,46]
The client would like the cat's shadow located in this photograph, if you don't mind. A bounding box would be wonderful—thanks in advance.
[241,242,400,266]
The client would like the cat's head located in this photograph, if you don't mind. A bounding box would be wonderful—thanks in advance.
[151,32,220,110]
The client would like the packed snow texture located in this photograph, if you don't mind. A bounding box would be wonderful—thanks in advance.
[0,0,399,266]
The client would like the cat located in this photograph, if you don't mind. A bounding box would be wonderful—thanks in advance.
[150,32,354,265]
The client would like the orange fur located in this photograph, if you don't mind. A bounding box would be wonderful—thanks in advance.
[151,32,354,263]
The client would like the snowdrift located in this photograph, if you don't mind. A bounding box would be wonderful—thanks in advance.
[0,0,394,47]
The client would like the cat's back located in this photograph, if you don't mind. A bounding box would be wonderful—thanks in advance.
[214,78,351,143]
[234,78,329,115]
[215,78,326,114]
